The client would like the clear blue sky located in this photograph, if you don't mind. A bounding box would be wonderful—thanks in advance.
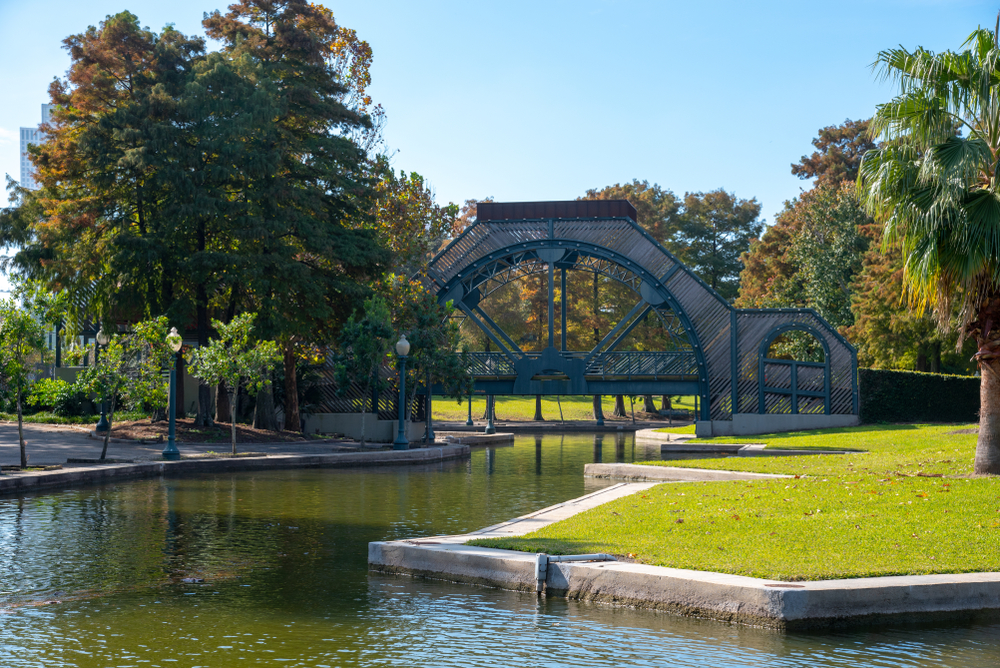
[0,0,995,225]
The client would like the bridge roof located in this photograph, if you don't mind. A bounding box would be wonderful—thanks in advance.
[476,200,637,223]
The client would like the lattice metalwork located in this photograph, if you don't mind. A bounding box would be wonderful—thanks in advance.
[426,203,858,421]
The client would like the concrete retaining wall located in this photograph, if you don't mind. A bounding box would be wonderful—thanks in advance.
[304,413,425,441]
[0,445,470,496]
[696,413,860,437]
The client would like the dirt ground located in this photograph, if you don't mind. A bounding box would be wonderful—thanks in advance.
[106,418,316,444]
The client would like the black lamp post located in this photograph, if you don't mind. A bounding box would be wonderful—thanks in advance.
[94,326,110,433]
[393,335,410,450]
[162,327,183,461]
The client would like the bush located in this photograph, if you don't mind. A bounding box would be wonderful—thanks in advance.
[27,378,70,412]
[53,381,95,417]
[859,368,979,423]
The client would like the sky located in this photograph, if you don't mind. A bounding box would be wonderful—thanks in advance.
[0,0,996,241]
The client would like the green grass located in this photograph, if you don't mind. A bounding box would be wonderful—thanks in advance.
[0,410,149,425]
[470,423,1000,580]
[432,395,697,422]
[654,424,696,434]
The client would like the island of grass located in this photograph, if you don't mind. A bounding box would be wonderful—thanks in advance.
[469,423,1000,581]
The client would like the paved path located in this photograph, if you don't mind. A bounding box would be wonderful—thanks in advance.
[0,421,357,466]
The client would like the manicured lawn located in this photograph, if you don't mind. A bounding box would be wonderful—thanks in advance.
[432,395,697,423]
[470,423,1000,580]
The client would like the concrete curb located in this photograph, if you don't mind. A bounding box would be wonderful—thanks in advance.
[436,432,515,446]
[370,478,1000,629]
[0,444,470,496]
[584,463,792,481]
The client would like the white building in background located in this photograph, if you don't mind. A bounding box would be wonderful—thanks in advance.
[19,104,53,190]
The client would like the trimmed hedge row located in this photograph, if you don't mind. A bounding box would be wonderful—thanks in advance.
[859,368,979,424]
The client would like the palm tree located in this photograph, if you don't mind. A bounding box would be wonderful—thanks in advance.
[858,22,1000,474]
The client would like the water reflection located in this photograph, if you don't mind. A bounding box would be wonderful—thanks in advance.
[0,433,998,667]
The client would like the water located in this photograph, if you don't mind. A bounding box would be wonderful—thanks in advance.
[1,432,999,667]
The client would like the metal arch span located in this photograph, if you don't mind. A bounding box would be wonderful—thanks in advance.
[426,200,859,423]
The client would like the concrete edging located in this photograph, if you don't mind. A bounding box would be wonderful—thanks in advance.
[584,463,792,482]
[369,476,1000,629]
[0,444,471,495]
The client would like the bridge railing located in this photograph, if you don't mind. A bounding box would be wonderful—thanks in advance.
[464,350,698,379]
[586,351,699,379]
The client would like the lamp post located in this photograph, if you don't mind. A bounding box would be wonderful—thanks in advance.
[393,335,410,450]
[162,327,183,461]
[485,394,496,435]
[94,326,110,433]
[465,391,474,426]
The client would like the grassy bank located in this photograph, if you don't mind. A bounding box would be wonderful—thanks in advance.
[432,395,697,423]
[470,424,1000,580]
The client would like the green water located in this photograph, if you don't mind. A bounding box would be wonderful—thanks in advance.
[1,433,999,667]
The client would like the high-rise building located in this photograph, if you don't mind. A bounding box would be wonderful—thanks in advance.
[19,104,53,190]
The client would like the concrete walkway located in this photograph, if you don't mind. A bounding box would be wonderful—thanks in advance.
[0,421,376,467]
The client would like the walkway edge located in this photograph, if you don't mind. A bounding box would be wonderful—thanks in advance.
[369,478,1000,629]
[584,462,792,481]
[0,445,470,496]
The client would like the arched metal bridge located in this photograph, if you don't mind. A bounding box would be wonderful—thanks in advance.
[425,200,858,434]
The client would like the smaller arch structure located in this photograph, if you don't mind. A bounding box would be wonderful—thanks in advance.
[425,200,858,435]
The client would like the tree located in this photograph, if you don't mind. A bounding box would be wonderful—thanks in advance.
[674,190,763,301]
[0,301,46,469]
[857,25,1000,474]
[205,0,389,432]
[581,181,681,245]
[369,158,457,276]
[384,276,472,423]
[739,183,868,328]
[333,296,394,446]
[186,313,280,455]
[792,119,876,187]
[78,318,172,461]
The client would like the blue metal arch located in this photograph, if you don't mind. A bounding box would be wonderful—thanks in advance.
[431,238,712,418]
[756,322,832,416]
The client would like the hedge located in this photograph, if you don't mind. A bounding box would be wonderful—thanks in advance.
[858,368,979,424]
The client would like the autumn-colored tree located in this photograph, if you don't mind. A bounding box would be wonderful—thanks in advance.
[791,118,876,188]
[581,180,681,245]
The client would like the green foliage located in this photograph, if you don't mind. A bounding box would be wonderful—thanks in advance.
[53,382,96,417]
[384,277,472,413]
[78,317,173,459]
[186,313,280,453]
[858,368,979,423]
[26,378,70,412]
[0,299,48,468]
[674,190,763,300]
[472,424,989,580]
[333,296,393,444]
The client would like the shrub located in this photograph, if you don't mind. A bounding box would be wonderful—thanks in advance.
[27,378,70,412]
[53,381,95,417]
[858,368,979,423]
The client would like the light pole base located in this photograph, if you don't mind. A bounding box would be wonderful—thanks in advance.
[393,439,409,451]
[162,443,181,461]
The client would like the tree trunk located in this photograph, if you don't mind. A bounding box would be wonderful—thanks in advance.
[283,341,300,432]
[661,395,672,411]
[229,390,237,455]
[151,407,167,423]
[931,341,942,373]
[977,358,1000,474]
[216,380,231,424]
[613,395,627,417]
[593,395,604,421]
[16,382,26,469]
[642,394,656,413]
[253,383,278,431]
[534,394,544,421]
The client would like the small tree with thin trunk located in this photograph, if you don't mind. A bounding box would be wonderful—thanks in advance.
[333,296,393,446]
[0,300,46,469]
[186,313,280,455]
[78,317,173,461]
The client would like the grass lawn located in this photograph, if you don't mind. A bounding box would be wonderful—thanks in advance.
[432,395,697,423]
[470,423,1000,580]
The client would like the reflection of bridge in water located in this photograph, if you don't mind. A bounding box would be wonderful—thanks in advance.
[426,200,859,436]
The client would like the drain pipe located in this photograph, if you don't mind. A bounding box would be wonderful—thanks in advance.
[535,553,616,594]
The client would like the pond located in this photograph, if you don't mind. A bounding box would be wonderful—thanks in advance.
[1,433,999,667]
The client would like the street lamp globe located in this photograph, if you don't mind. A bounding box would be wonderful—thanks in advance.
[396,334,410,357]
[166,327,183,353]
[95,327,110,346]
